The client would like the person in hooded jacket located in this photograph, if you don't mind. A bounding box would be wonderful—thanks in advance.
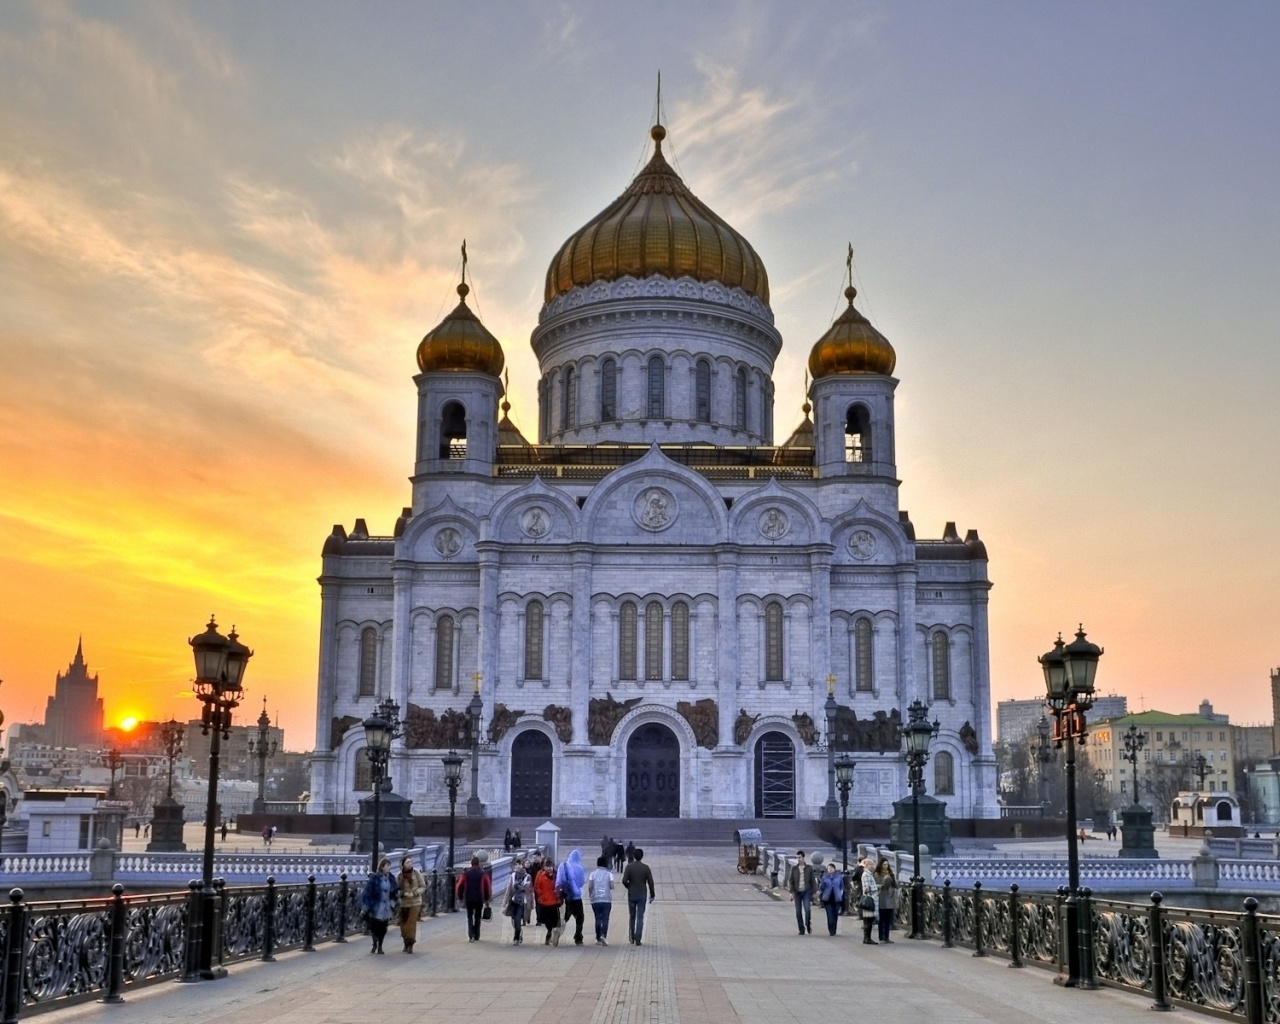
[555,848,587,945]
[503,858,533,945]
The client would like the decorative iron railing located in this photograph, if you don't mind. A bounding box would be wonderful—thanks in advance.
[893,882,1276,1023]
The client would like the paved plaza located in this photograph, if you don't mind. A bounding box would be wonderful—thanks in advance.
[48,846,1170,1024]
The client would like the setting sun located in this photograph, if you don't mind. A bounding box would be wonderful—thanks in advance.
[119,717,138,732]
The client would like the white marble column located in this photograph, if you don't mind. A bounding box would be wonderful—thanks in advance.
[895,565,918,704]
[390,565,413,709]
[715,548,739,750]
[477,545,500,706]
[570,547,592,746]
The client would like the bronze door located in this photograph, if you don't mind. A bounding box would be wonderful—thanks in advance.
[626,723,680,818]
[510,730,553,816]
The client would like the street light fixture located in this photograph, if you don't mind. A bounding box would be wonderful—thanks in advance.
[188,616,252,981]
[902,698,940,940]
[1193,753,1210,791]
[441,750,464,912]
[466,677,484,817]
[104,748,123,800]
[362,696,401,872]
[247,697,277,815]
[1040,625,1102,990]
[834,755,855,874]
[1121,724,1145,803]
[823,675,840,819]
[1035,715,1056,813]
[160,719,185,800]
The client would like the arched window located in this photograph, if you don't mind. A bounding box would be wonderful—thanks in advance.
[600,359,617,421]
[562,366,576,430]
[932,630,951,700]
[645,601,664,680]
[524,601,544,681]
[671,601,690,681]
[695,360,711,422]
[647,356,665,420]
[434,615,455,691]
[440,401,467,459]
[854,618,874,692]
[934,750,955,795]
[735,367,748,429]
[353,753,372,792]
[619,602,637,680]
[764,601,784,681]
[845,404,871,463]
[358,627,377,696]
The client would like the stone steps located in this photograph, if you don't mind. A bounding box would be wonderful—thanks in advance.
[477,816,828,850]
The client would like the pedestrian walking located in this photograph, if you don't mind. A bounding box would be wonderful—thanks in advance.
[875,858,897,942]
[787,850,817,936]
[534,860,562,945]
[504,828,513,852]
[625,840,635,864]
[819,862,844,936]
[504,858,533,945]
[134,822,140,838]
[220,821,228,842]
[262,825,272,847]
[360,857,397,954]
[621,847,655,945]
[587,855,615,945]
[556,849,587,945]
[456,856,492,941]
[396,855,425,953]
[857,858,879,944]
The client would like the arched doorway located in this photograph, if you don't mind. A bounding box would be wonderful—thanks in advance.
[754,731,795,818]
[510,730,553,816]
[626,723,680,818]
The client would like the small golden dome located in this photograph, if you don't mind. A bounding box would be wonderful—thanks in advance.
[544,125,770,305]
[416,282,505,376]
[807,287,896,378]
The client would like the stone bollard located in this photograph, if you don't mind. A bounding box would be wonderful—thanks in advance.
[90,837,115,882]
[917,845,933,884]
[1192,845,1220,889]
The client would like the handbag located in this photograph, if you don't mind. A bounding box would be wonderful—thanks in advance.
[482,904,492,920]
[858,894,875,912]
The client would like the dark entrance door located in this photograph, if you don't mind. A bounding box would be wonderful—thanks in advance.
[626,723,680,818]
[754,731,796,818]
[510,730,553,816]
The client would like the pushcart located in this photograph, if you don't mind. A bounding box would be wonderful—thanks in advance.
[734,828,762,874]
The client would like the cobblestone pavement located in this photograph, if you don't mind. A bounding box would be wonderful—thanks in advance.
[51,845,1169,1024]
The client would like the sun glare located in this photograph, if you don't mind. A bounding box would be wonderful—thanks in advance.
[120,716,138,731]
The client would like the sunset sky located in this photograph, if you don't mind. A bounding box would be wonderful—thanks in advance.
[1,2,1277,751]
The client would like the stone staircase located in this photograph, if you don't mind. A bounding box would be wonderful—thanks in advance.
[475,816,831,850]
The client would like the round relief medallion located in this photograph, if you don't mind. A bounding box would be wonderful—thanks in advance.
[632,487,677,532]
[521,506,550,538]
[849,529,877,560]
[434,527,462,557]
[758,507,789,540]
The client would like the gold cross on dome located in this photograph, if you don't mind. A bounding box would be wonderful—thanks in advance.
[826,673,836,696]
[472,671,482,693]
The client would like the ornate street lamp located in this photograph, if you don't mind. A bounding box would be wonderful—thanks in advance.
[1121,724,1146,802]
[1040,625,1102,990]
[160,719,185,800]
[247,697,277,815]
[187,616,251,981]
[442,750,464,912]
[362,696,401,872]
[1193,753,1210,791]
[902,698,940,940]
[823,675,840,819]
[834,754,855,874]
[1035,715,1056,813]
[148,719,186,853]
[104,747,123,800]
[466,677,484,817]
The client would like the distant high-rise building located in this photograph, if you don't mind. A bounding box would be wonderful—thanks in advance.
[44,639,103,748]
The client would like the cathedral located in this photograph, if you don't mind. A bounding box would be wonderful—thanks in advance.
[307,122,997,822]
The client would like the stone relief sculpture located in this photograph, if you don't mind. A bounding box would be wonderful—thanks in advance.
[634,487,675,531]
[960,720,979,755]
[733,708,761,745]
[330,714,361,750]
[793,711,819,746]
[588,692,642,746]
[676,698,718,749]
[487,702,525,743]
[830,706,903,753]
[402,704,472,749]
[542,703,573,744]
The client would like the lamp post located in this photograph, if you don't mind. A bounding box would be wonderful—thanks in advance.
[823,674,840,819]
[160,719,184,799]
[105,748,123,799]
[834,754,855,873]
[362,696,401,872]
[1036,715,1056,813]
[247,697,277,815]
[902,698,940,940]
[189,616,252,981]
[148,719,186,853]
[442,750,464,912]
[1040,626,1102,990]
[466,677,484,817]
[1193,753,1210,791]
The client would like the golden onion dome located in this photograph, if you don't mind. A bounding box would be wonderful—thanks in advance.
[544,125,770,305]
[807,287,896,378]
[416,282,505,376]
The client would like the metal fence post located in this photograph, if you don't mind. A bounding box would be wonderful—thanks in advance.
[1055,885,1069,979]
[261,877,277,962]
[1077,886,1098,990]
[303,875,317,952]
[972,881,988,957]
[942,880,954,948]
[429,872,438,918]
[1008,884,1023,968]
[101,884,127,1003]
[1149,892,1170,1011]
[212,879,228,975]
[179,880,204,983]
[2,888,27,1024]
[335,874,349,943]
[1243,897,1264,1024]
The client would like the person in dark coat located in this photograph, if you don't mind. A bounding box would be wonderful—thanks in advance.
[455,856,492,941]
[360,858,397,954]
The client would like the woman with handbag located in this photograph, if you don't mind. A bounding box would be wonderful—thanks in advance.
[875,858,898,943]
[503,858,533,945]
[857,857,879,944]
[360,857,397,954]
[818,862,845,936]
[396,855,425,953]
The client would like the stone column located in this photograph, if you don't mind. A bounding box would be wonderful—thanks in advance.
[968,578,997,818]
[477,545,500,704]
[390,565,413,708]
[570,546,592,747]
[715,547,739,751]
[895,564,919,704]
